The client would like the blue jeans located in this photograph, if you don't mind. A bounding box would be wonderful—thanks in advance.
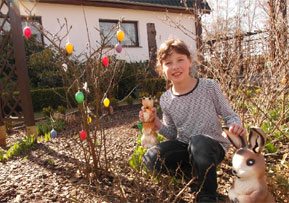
[143,135,225,195]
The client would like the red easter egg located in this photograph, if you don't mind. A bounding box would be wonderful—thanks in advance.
[102,56,109,66]
[79,130,87,140]
[23,26,32,38]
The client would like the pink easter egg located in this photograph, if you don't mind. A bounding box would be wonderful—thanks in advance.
[115,43,122,53]
[23,26,32,38]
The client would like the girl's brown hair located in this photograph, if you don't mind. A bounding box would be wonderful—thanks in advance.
[156,39,192,77]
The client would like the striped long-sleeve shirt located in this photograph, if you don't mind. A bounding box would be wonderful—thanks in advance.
[158,78,241,152]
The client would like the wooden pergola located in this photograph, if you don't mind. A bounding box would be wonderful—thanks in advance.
[0,0,36,146]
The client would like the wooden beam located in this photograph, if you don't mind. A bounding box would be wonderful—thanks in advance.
[8,0,35,127]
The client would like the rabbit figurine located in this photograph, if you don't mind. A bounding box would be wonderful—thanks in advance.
[222,126,275,203]
[141,97,158,149]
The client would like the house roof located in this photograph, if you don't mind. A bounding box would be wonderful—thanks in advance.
[38,0,211,14]
[93,0,211,10]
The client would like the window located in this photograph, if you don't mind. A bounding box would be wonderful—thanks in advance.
[21,17,44,44]
[99,19,139,47]
[0,16,43,44]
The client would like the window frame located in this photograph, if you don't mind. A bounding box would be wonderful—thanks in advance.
[99,19,139,47]
[21,16,44,45]
[0,15,44,45]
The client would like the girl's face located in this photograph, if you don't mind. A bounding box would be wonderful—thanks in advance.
[161,50,192,84]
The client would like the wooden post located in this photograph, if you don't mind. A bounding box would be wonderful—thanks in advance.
[8,0,36,136]
[194,0,204,73]
[146,23,158,77]
[0,100,6,146]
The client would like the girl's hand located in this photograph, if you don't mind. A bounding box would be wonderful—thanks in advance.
[139,106,157,122]
[139,106,145,122]
[229,124,246,137]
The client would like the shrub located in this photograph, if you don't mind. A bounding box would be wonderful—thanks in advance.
[114,61,149,99]
[109,97,119,108]
[31,87,75,112]
[57,105,66,114]
[139,78,166,96]
[125,96,134,106]
[42,106,54,118]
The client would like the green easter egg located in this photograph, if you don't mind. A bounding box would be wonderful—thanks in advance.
[75,91,84,103]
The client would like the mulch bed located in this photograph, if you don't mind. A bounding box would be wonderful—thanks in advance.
[0,105,287,202]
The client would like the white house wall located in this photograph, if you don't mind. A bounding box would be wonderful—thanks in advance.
[20,2,197,62]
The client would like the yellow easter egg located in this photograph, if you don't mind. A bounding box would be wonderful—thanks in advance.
[117,30,125,42]
[103,98,110,107]
[281,78,287,84]
[66,43,74,54]
[87,117,92,124]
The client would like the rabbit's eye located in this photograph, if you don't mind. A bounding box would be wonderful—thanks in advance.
[247,159,255,166]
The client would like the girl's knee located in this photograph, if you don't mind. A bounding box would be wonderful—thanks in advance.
[143,146,159,171]
[189,135,212,153]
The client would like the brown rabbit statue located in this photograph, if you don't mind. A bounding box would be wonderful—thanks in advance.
[222,126,275,203]
[141,97,158,149]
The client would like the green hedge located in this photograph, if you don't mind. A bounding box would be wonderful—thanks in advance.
[139,78,166,96]
[31,87,75,112]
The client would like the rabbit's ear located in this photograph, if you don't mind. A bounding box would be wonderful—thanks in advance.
[248,127,266,153]
[222,126,247,149]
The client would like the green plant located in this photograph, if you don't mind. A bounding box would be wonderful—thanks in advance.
[37,121,52,136]
[36,119,65,136]
[45,132,51,142]
[53,119,65,132]
[42,106,54,118]
[0,151,3,161]
[139,78,166,96]
[1,135,36,161]
[265,142,279,153]
[57,105,66,114]
[47,159,55,166]
[129,143,147,171]
[109,97,119,108]
[125,96,134,106]
[129,133,164,172]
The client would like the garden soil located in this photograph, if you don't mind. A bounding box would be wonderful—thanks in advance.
[0,105,287,202]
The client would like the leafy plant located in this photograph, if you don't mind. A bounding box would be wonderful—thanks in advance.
[42,106,54,118]
[57,105,66,114]
[0,151,4,161]
[0,135,36,161]
[265,142,278,153]
[45,133,51,142]
[129,133,164,172]
[37,121,52,136]
[109,97,119,108]
[125,96,134,106]
[129,143,147,171]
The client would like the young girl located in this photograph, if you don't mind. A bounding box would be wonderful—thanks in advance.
[139,39,246,202]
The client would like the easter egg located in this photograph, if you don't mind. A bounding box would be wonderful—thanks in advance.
[102,56,109,66]
[79,130,87,140]
[75,91,84,103]
[282,78,287,84]
[65,42,74,54]
[87,117,92,124]
[103,98,110,107]
[50,129,57,138]
[23,26,32,38]
[115,43,122,53]
[62,63,68,72]
[117,30,125,42]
